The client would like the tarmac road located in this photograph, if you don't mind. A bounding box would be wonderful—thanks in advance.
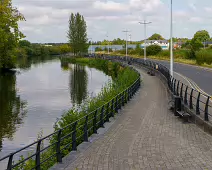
[152,59,212,96]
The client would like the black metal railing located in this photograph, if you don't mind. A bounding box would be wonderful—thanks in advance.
[94,54,211,123]
[0,60,141,170]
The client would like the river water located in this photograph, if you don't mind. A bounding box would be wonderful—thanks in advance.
[0,58,111,158]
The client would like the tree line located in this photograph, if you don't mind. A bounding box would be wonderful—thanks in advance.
[0,0,89,70]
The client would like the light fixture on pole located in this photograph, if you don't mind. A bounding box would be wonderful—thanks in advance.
[123,29,130,60]
[139,20,152,60]
[170,0,174,77]
[129,34,132,43]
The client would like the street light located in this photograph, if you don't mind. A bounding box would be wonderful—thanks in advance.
[139,20,152,60]
[170,0,174,77]
[123,29,130,60]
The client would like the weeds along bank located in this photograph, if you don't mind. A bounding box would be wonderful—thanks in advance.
[12,58,140,170]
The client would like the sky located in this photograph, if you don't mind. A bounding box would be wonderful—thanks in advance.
[13,0,212,43]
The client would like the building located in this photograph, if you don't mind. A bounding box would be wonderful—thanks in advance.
[141,40,169,50]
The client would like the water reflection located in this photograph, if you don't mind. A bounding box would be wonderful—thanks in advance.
[0,72,26,151]
[69,65,88,105]
[0,58,111,154]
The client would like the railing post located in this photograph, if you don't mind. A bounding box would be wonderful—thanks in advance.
[93,111,97,134]
[56,130,62,163]
[171,78,174,92]
[115,96,119,113]
[111,99,114,117]
[180,83,183,100]
[127,89,130,101]
[7,154,14,170]
[100,106,105,128]
[35,140,42,170]
[124,90,127,104]
[118,94,121,109]
[189,89,194,109]
[106,103,110,122]
[83,116,88,142]
[173,79,176,95]
[72,122,77,151]
[196,92,200,115]
[122,92,125,106]
[205,97,210,121]
[184,86,188,105]
[176,81,180,96]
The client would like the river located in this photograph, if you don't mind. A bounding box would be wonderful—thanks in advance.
[0,57,111,158]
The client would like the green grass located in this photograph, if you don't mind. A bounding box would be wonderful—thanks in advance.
[101,51,212,69]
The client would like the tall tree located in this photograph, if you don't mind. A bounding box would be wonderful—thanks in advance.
[193,30,210,42]
[0,0,25,69]
[67,13,88,55]
[148,33,164,40]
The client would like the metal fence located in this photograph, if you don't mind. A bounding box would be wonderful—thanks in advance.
[96,54,211,123]
[0,60,141,170]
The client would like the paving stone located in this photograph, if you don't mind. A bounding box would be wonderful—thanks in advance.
[61,66,212,170]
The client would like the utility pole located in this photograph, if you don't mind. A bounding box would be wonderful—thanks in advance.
[123,29,130,61]
[170,0,174,77]
[139,20,152,60]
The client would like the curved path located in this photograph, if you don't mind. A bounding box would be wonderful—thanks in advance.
[152,60,212,96]
[58,66,212,170]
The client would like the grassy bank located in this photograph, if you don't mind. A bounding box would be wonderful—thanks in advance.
[97,51,212,69]
[14,58,140,170]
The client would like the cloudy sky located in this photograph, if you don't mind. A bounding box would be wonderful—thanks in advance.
[13,0,212,43]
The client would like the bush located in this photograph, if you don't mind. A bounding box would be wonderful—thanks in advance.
[196,49,212,65]
[146,45,162,56]
[157,50,169,58]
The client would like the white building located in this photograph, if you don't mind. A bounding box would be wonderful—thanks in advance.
[141,40,169,50]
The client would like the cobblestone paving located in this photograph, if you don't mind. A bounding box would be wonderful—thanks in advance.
[65,67,212,170]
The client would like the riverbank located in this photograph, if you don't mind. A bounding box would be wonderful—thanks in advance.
[12,57,140,170]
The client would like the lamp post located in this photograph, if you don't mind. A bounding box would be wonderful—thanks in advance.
[170,0,174,77]
[123,29,130,61]
[139,20,152,60]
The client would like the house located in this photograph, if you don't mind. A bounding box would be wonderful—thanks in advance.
[141,40,169,50]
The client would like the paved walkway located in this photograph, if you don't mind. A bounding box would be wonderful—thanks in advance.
[63,66,212,170]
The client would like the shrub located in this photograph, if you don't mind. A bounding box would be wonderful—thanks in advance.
[196,49,212,65]
[146,45,162,56]
[157,50,169,58]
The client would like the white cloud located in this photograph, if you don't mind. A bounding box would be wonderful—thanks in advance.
[12,0,212,42]
[189,17,202,23]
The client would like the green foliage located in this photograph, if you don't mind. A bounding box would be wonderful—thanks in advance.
[148,33,164,40]
[129,44,144,55]
[146,45,162,56]
[111,38,125,45]
[16,58,139,170]
[95,47,103,52]
[67,13,88,55]
[193,30,210,42]
[16,41,71,58]
[0,0,25,69]
[196,49,212,65]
